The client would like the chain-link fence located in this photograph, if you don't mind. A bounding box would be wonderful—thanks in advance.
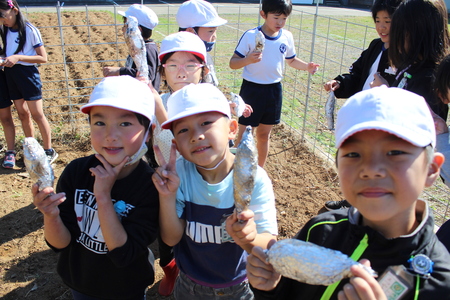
[15,3,450,225]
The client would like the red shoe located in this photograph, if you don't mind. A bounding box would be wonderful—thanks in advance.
[158,259,179,296]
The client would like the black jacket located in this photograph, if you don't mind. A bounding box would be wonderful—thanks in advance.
[392,63,448,121]
[334,38,396,99]
[51,156,159,299]
[252,201,450,300]
[120,40,161,92]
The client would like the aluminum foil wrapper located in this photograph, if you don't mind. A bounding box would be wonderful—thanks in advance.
[124,16,148,80]
[267,239,377,286]
[233,126,258,213]
[254,31,265,52]
[23,137,54,189]
[230,92,246,118]
[325,91,336,130]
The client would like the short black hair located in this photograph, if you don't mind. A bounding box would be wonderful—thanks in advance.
[371,0,403,21]
[122,16,153,40]
[261,0,292,16]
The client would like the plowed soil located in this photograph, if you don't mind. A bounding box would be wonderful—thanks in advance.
[0,11,343,299]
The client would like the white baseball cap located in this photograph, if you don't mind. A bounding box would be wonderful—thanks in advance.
[81,75,155,124]
[118,4,159,30]
[159,31,206,62]
[335,86,436,148]
[162,83,231,129]
[176,0,227,28]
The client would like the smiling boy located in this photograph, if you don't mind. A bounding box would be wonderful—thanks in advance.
[152,83,277,299]
[246,86,450,299]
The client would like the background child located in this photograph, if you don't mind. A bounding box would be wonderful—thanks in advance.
[230,0,319,168]
[388,0,450,121]
[103,4,161,92]
[323,0,402,211]
[152,83,277,299]
[0,0,56,167]
[433,53,450,252]
[0,65,15,168]
[246,86,450,299]
[32,76,160,300]
[152,30,209,296]
[176,0,227,87]
[324,0,401,97]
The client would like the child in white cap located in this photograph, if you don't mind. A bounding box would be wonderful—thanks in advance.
[152,83,277,300]
[176,0,227,86]
[152,31,209,296]
[32,76,160,300]
[103,4,161,91]
[246,86,450,299]
[230,0,319,168]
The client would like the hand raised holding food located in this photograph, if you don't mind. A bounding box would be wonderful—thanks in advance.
[338,259,386,300]
[247,240,281,291]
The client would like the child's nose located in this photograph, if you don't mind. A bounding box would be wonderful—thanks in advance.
[359,157,386,179]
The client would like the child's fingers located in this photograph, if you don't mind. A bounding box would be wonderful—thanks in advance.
[167,141,178,169]
[153,144,167,167]
[339,262,386,300]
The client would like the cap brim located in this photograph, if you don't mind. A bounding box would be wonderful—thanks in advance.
[161,109,226,130]
[159,50,205,63]
[197,18,227,27]
[336,122,433,148]
[118,10,126,17]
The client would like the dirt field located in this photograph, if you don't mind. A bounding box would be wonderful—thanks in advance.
[0,12,343,299]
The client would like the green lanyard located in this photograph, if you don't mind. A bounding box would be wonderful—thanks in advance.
[319,234,369,300]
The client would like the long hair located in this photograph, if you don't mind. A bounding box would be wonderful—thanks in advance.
[434,54,450,102]
[0,0,27,55]
[389,0,450,71]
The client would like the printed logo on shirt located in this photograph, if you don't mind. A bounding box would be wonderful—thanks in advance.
[73,189,135,254]
[279,43,287,54]
[185,220,231,244]
[15,36,19,44]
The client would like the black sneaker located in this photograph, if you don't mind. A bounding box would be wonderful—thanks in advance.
[324,200,351,211]
[45,148,58,164]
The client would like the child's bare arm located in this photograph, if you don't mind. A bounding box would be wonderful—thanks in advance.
[247,241,281,291]
[226,210,277,253]
[102,66,121,77]
[152,143,185,246]
[286,57,319,75]
[229,52,262,69]
[3,45,47,67]
[337,259,387,300]
[32,184,71,249]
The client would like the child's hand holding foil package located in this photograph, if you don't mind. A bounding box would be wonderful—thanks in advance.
[23,137,54,189]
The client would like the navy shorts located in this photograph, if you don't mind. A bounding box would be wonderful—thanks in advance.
[238,79,282,127]
[4,64,42,101]
[0,70,12,109]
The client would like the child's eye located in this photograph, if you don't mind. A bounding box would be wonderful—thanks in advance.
[201,121,212,126]
[387,150,405,155]
[120,122,132,127]
[343,152,360,158]
[176,128,188,134]
[93,121,105,126]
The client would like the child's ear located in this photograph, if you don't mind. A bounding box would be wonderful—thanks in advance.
[260,10,267,20]
[228,119,238,140]
[146,123,156,143]
[425,152,445,187]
